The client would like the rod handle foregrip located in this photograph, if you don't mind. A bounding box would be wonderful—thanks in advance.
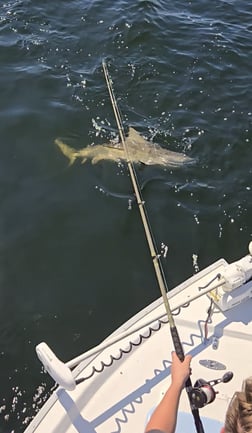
[171,326,185,361]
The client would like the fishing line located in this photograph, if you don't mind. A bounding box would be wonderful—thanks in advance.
[102,61,205,433]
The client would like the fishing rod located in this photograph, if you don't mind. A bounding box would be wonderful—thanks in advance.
[102,60,205,433]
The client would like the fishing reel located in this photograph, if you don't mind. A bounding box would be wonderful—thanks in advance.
[188,371,233,409]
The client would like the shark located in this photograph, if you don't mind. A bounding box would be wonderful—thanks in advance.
[55,127,194,168]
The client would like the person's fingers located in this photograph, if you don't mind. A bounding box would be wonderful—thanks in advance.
[184,354,192,366]
[171,350,176,360]
[171,351,192,364]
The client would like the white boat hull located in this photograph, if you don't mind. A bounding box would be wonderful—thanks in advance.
[24,254,252,433]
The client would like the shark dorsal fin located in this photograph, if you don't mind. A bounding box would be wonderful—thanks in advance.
[128,127,144,141]
[127,127,153,149]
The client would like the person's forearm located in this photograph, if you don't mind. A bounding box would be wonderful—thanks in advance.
[145,383,183,433]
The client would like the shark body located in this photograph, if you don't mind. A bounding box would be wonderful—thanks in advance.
[55,127,193,168]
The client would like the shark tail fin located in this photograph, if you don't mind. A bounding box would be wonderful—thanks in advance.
[55,138,77,166]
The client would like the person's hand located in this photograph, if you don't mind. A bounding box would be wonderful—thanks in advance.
[171,351,192,390]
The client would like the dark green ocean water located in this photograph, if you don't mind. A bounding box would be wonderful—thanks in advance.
[0,0,251,431]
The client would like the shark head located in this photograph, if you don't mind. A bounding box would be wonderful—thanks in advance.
[124,127,194,167]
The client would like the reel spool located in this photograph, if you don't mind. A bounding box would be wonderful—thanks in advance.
[189,371,233,409]
[189,379,216,408]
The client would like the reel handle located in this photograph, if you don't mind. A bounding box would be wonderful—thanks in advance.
[208,371,233,387]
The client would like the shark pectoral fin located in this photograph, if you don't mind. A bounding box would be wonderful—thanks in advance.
[91,156,103,164]
[68,155,77,166]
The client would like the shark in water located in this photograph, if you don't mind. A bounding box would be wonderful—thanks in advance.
[55,127,194,168]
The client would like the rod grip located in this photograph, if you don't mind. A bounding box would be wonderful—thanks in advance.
[171,326,185,361]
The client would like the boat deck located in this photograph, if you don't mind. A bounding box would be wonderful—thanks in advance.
[25,257,252,433]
